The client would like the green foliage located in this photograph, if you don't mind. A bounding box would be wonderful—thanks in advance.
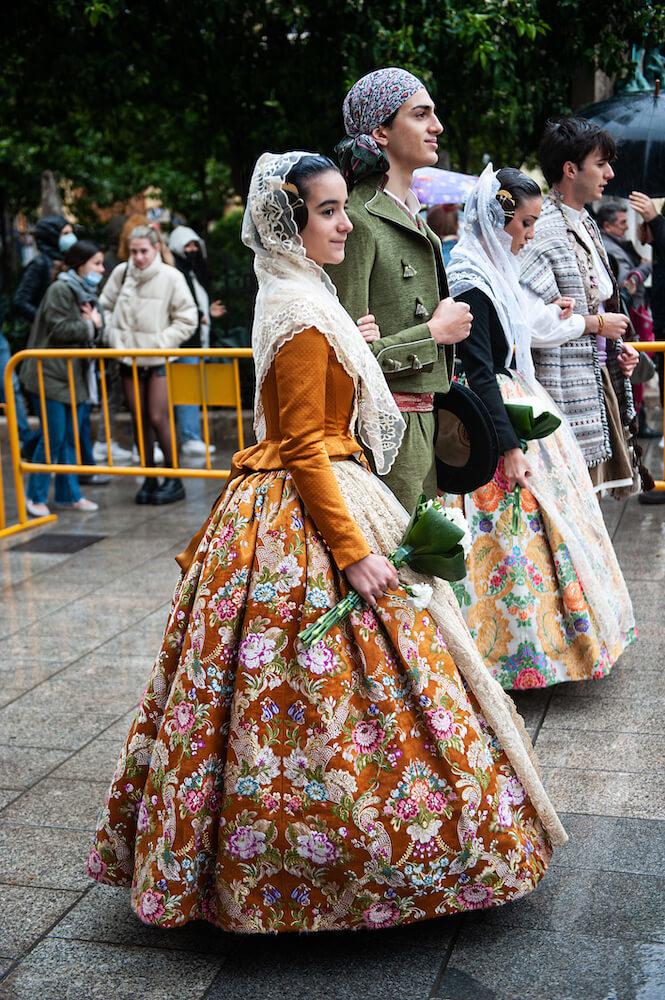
[2,0,664,317]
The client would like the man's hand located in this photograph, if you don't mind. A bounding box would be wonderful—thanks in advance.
[629,192,658,223]
[357,314,380,343]
[554,296,575,320]
[618,343,639,377]
[428,297,472,345]
[210,300,227,319]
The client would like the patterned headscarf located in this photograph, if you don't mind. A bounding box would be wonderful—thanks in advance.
[335,68,424,185]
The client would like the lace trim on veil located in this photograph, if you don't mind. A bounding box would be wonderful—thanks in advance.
[243,151,405,475]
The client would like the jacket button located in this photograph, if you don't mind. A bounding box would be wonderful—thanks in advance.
[409,354,423,370]
[384,358,401,371]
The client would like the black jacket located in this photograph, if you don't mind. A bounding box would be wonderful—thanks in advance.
[650,214,665,333]
[13,214,68,323]
[455,286,520,454]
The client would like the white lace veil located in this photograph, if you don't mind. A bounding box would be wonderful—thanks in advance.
[447,164,536,383]
[242,151,405,475]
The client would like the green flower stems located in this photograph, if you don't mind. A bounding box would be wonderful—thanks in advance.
[510,437,527,537]
[298,546,413,648]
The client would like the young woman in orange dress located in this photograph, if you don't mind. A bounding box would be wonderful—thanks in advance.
[88,151,565,934]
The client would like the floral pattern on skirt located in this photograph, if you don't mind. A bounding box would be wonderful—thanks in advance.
[88,470,552,933]
[445,376,635,691]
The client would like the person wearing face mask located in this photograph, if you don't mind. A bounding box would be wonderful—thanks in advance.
[167,225,227,456]
[19,240,105,517]
[13,216,76,325]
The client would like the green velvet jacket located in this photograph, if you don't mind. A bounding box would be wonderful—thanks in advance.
[326,176,453,393]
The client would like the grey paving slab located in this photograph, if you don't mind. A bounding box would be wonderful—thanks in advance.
[542,693,665,734]
[509,689,551,737]
[435,925,665,1000]
[555,813,665,876]
[1,777,108,832]
[53,739,123,785]
[0,656,149,751]
[0,884,81,959]
[536,728,665,773]
[206,918,457,1000]
[469,865,665,944]
[0,789,20,810]
[0,938,223,1000]
[95,607,170,659]
[50,885,231,955]
[554,657,663,700]
[101,709,138,741]
[541,766,665,821]
[0,629,96,666]
[0,824,92,890]
[0,745,69,790]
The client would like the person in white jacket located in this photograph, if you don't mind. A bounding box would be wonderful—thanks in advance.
[101,225,197,504]
[167,225,227,456]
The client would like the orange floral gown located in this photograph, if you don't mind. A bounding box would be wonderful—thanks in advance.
[88,328,560,933]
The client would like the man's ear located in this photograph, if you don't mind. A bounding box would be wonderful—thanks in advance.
[562,160,578,180]
[371,125,390,150]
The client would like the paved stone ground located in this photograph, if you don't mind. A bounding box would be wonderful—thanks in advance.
[0,421,664,1000]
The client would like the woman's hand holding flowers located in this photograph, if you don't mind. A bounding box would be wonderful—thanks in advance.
[345,553,398,608]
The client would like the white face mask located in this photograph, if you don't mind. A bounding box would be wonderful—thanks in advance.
[59,232,77,253]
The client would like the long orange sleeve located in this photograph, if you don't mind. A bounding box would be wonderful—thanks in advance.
[273,328,371,570]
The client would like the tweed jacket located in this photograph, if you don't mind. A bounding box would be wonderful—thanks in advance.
[520,191,635,467]
[326,177,453,394]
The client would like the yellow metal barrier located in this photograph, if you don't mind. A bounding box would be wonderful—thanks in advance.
[630,340,665,491]
[1,347,253,540]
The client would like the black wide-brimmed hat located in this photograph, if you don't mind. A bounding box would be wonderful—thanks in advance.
[434,381,500,494]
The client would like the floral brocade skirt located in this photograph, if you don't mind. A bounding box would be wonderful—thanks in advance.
[88,468,554,933]
[444,374,636,692]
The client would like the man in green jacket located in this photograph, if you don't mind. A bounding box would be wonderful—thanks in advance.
[329,67,471,509]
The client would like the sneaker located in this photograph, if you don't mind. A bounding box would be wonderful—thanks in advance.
[181,438,216,457]
[132,444,165,465]
[93,440,133,463]
[55,497,99,512]
[26,499,51,518]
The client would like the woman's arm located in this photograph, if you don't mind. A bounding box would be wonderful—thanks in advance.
[158,271,199,348]
[44,285,95,345]
[456,288,520,453]
[525,285,586,348]
[274,327,371,570]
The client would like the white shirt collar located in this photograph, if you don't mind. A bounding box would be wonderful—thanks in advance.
[383,186,422,220]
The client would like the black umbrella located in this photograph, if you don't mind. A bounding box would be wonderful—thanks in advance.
[578,83,665,197]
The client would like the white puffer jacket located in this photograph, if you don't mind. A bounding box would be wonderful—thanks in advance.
[100,254,198,366]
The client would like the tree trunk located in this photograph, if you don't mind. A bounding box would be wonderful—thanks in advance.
[40,170,63,217]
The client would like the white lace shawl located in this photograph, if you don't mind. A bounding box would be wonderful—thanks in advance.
[242,151,405,475]
[447,164,536,383]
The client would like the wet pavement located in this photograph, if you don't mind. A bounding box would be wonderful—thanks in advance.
[0,422,664,1000]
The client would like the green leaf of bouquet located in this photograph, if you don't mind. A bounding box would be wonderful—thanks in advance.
[406,505,465,551]
[409,548,467,581]
[530,412,561,439]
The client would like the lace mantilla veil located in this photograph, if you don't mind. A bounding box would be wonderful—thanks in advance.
[242,151,405,474]
[447,163,536,383]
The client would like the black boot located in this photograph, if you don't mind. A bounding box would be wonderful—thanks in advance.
[638,408,661,439]
[152,477,186,505]
[135,477,161,505]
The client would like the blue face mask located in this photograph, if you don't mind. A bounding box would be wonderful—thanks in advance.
[82,271,103,290]
[58,232,77,253]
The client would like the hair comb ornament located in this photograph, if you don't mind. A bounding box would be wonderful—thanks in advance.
[496,188,516,219]
[280,181,305,210]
